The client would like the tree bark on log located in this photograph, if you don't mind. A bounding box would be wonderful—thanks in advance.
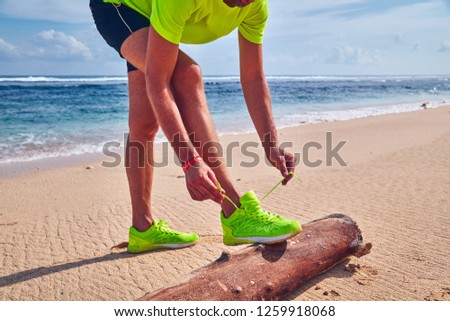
[138,214,372,301]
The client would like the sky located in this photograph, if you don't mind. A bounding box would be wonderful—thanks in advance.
[0,0,449,76]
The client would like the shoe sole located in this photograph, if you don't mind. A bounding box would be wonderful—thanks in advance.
[128,237,198,253]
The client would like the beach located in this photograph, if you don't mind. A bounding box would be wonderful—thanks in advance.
[1,105,449,301]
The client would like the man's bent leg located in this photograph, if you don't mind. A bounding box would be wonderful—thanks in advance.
[121,28,241,217]
[126,43,200,252]
[127,70,159,231]
[127,71,200,252]
[171,52,241,217]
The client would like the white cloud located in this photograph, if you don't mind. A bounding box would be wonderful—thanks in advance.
[327,44,383,65]
[0,31,93,62]
[0,0,91,23]
[30,30,93,60]
[0,38,19,59]
[439,40,450,52]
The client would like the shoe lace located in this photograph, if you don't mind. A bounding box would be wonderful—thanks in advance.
[217,172,302,213]
[244,197,277,223]
[153,220,178,235]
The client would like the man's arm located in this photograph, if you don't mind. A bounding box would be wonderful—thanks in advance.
[145,27,192,161]
[145,26,223,202]
[238,32,296,184]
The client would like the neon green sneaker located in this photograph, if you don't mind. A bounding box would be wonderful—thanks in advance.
[221,190,302,246]
[127,220,199,253]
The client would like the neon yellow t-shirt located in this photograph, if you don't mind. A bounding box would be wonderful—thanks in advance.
[103,0,268,44]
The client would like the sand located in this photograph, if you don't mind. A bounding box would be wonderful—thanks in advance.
[1,106,449,301]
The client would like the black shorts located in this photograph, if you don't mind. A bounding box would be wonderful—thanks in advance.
[89,0,149,72]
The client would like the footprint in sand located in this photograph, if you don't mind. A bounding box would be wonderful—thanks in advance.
[424,287,450,301]
[344,262,378,285]
[322,290,340,297]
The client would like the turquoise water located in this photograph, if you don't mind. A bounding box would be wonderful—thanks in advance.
[0,75,449,163]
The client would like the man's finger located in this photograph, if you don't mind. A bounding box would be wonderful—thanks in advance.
[282,174,293,185]
[282,153,296,185]
[286,154,296,173]
[207,170,225,199]
[277,155,288,176]
[275,155,290,185]
[202,173,224,204]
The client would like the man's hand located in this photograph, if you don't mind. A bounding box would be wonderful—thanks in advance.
[266,146,297,185]
[185,161,224,204]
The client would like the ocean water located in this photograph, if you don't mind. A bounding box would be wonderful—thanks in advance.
[0,75,449,164]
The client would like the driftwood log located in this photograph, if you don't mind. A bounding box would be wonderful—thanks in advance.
[139,214,371,301]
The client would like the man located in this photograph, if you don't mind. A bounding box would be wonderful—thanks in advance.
[90,0,301,253]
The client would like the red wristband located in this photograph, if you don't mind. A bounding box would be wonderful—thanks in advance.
[182,156,202,173]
